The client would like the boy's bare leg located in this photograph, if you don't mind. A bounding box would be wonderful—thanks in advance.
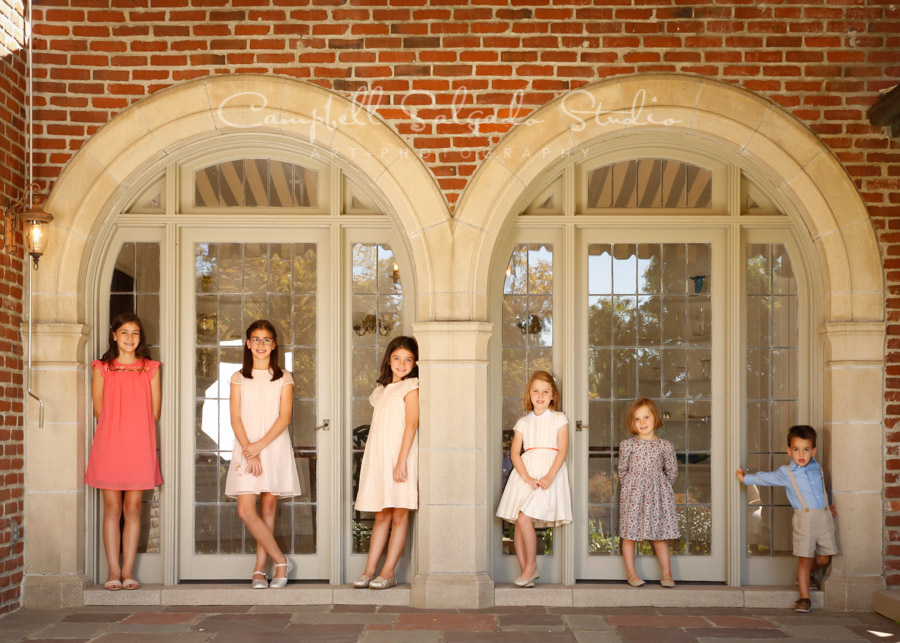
[797,556,813,599]
[810,554,831,587]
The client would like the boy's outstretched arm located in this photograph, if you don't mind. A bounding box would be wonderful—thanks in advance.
[735,467,746,483]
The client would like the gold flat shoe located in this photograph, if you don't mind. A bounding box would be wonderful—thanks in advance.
[368,576,397,590]
[626,576,645,587]
[514,571,540,587]
[660,577,676,588]
[352,574,374,589]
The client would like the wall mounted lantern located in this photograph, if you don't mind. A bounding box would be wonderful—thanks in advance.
[4,182,53,269]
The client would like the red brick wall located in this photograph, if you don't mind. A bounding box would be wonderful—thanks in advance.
[0,0,27,615]
[25,1,900,581]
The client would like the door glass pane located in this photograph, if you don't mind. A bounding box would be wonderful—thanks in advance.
[586,243,711,557]
[350,243,403,553]
[745,244,798,556]
[193,242,318,555]
[501,243,554,555]
[108,242,162,554]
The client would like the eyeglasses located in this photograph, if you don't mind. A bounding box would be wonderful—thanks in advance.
[249,337,274,346]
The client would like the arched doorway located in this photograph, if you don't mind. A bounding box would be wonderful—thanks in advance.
[454,74,884,610]
[24,75,449,600]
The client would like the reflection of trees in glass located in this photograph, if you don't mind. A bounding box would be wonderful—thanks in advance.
[745,244,798,558]
[350,243,403,554]
[501,243,555,557]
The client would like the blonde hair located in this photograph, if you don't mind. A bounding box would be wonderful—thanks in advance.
[523,370,561,412]
[626,398,663,434]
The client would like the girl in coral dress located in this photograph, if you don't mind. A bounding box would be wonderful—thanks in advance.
[496,371,572,588]
[86,313,162,591]
[225,319,301,589]
[617,398,680,588]
[353,336,420,590]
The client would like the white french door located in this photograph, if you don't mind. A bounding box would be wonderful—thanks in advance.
[178,227,333,580]
[573,227,727,581]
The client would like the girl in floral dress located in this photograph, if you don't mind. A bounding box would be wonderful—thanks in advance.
[618,398,680,588]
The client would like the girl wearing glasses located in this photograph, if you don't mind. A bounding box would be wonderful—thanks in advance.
[225,319,301,588]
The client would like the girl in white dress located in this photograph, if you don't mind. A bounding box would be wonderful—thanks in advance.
[353,336,420,590]
[225,320,302,589]
[496,370,572,587]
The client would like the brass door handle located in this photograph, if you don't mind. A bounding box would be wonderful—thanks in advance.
[577,421,590,432]
[314,419,330,431]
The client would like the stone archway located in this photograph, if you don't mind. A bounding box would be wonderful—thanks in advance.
[449,73,885,611]
[24,75,451,608]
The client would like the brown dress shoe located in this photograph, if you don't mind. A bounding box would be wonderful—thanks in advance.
[794,598,811,612]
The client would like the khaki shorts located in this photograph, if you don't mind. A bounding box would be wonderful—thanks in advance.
[792,507,839,558]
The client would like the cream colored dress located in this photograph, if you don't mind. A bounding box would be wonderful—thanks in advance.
[496,410,573,527]
[225,369,302,498]
[354,377,419,512]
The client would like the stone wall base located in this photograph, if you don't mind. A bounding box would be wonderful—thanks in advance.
[23,574,88,609]
[824,574,885,612]
[410,573,494,609]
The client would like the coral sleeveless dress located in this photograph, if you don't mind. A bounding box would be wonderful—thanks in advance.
[354,377,419,512]
[85,359,162,491]
[224,369,302,498]
[496,410,573,527]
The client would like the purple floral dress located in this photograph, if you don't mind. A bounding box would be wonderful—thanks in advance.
[617,437,680,541]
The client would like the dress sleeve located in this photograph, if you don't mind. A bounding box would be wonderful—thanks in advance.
[369,385,382,407]
[281,370,294,387]
[554,412,569,431]
[662,439,678,484]
[230,371,243,385]
[145,359,161,378]
[402,376,419,396]
[91,360,106,377]
[617,439,631,478]
[513,416,527,433]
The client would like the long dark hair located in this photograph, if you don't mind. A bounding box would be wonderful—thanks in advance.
[240,319,283,381]
[376,335,418,387]
[101,313,151,368]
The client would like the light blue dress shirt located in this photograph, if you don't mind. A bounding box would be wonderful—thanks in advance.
[743,458,828,510]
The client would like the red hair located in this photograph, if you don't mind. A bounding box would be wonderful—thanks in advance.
[523,370,561,412]
[626,398,664,434]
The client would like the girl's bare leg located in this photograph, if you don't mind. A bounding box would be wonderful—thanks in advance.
[651,540,672,580]
[101,490,124,583]
[120,490,144,581]
[237,494,287,576]
[622,539,640,582]
[257,493,278,575]
[378,509,409,580]
[513,520,526,575]
[515,512,538,577]
[364,509,393,577]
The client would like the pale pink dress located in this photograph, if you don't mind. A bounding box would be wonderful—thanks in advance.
[224,369,302,498]
[496,410,573,528]
[354,377,419,512]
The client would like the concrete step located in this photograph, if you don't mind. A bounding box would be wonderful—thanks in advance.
[874,589,900,621]
[84,582,821,609]
[494,584,823,609]
[84,583,410,606]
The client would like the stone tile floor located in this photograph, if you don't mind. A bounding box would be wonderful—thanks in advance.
[1,604,899,642]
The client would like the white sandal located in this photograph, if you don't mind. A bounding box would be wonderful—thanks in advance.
[251,570,268,589]
[268,558,293,588]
